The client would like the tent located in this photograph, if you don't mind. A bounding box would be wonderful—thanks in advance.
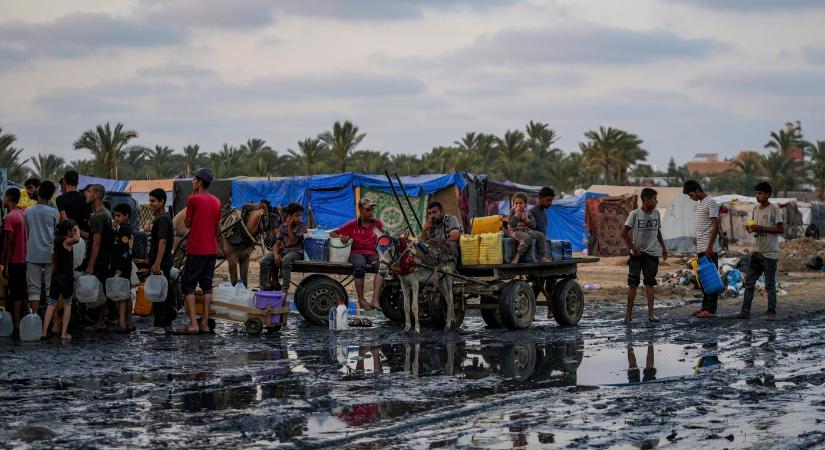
[662,193,697,253]
[172,178,234,215]
[586,195,638,257]
[547,192,606,252]
[125,179,176,205]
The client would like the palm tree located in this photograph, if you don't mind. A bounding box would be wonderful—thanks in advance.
[240,138,274,176]
[765,128,803,159]
[727,154,764,193]
[579,126,647,185]
[31,154,66,181]
[147,145,176,178]
[546,152,583,193]
[349,150,390,174]
[495,130,529,181]
[120,146,148,179]
[215,143,246,178]
[67,159,98,176]
[182,144,200,176]
[525,120,559,154]
[389,153,422,176]
[318,120,366,172]
[0,128,31,181]
[73,122,139,178]
[805,140,825,199]
[761,151,802,197]
[287,138,328,175]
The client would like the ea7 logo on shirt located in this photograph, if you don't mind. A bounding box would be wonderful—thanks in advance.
[636,219,660,229]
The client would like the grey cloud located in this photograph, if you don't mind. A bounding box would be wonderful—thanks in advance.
[689,71,825,97]
[0,46,29,72]
[136,63,217,79]
[802,45,825,65]
[140,0,276,28]
[669,0,825,12]
[272,0,517,21]
[34,89,137,115]
[241,72,427,99]
[447,23,726,66]
[0,13,186,57]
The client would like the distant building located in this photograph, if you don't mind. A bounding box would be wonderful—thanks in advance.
[686,153,733,176]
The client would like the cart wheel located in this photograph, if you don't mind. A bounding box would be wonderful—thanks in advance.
[245,317,263,335]
[481,297,503,328]
[294,275,347,325]
[499,280,536,330]
[551,279,584,326]
[427,290,465,330]
[379,285,404,323]
[500,342,537,380]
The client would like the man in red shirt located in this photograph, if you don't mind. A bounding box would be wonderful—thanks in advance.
[330,198,384,311]
[2,188,28,332]
[182,168,222,334]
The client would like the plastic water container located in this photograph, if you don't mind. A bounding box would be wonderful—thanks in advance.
[562,240,573,260]
[460,234,481,265]
[212,282,235,315]
[697,256,724,294]
[0,307,13,337]
[20,310,42,342]
[130,263,140,287]
[254,291,286,325]
[335,302,349,330]
[87,284,108,309]
[304,229,330,262]
[478,232,503,265]
[144,274,168,303]
[549,240,565,261]
[76,275,100,304]
[105,276,131,301]
[471,216,502,235]
[328,238,352,263]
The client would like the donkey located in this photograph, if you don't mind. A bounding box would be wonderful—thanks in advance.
[377,236,458,333]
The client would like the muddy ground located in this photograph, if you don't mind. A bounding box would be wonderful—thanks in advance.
[2,251,825,449]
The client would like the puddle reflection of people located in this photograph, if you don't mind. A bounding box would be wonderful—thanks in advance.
[355,346,383,374]
[626,340,656,383]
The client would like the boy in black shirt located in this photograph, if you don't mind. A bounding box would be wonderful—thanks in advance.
[112,203,133,332]
[148,189,176,330]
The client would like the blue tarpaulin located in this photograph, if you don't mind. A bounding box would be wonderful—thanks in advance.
[78,175,128,193]
[231,173,466,228]
[545,192,606,252]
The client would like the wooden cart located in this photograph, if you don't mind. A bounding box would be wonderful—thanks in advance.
[192,292,290,335]
[289,257,599,330]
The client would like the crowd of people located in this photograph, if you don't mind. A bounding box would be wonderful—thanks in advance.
[621,180,784,323]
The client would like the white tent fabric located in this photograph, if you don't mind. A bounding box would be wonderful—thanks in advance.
[662,193,697,253]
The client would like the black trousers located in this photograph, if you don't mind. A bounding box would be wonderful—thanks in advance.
[698,253,719,314]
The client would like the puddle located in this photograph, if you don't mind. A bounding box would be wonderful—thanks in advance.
[578,343,705,386]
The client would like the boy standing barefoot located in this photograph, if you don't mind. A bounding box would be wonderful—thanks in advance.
[622,188,667,323]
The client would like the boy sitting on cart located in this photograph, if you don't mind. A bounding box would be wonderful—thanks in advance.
[259,203,306,296]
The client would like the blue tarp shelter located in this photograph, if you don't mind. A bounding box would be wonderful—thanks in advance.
[545,192,606,252]
[230,173,467,230]
[77,175,128,193]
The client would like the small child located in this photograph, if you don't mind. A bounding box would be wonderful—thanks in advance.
[42,220,80,340]
[622,188,668,323]
[507,192,549,264]
[111,204,133,332]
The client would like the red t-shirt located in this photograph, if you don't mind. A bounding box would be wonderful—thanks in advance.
[3,208,27,264]
[336,219,384,255]
[186,193,221,255]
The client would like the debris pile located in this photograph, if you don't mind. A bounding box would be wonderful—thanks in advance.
[780,238,825,272]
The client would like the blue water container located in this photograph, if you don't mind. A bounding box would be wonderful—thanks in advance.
[697,256,723,294]
[304,229,330,262]
[549,240,565,261]
[502,238,536,263]
[561,240,573,260]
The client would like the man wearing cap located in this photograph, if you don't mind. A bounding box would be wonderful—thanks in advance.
[181,168,222,334]
[330,198,384,311]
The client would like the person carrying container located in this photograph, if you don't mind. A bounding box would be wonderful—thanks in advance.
[735,181,784,321]
[622,188,667,323]
[330,198,384,311]
[683,180,720,318]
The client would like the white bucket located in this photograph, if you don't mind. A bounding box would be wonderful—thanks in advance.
[328,237,352,263]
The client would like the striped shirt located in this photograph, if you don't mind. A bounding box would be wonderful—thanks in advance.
[696,197,720,253]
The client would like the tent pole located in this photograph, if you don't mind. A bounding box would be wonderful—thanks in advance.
[384,170,415,236]
[394,172,423,232]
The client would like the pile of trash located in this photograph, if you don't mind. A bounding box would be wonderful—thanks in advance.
[780,238,825,272]
[657,257,790,299]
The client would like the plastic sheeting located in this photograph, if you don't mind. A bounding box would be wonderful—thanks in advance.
[172,179,233,215]
[77,175,128,193]
[307,187,355,230]
[545,193,606,252]
[662,193,697,253]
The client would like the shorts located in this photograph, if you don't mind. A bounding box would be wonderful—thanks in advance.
[183,254,217,295]
[350,253,379,279]
[48,274,75,306]
[6,263,28,302]
[628,253,659,287]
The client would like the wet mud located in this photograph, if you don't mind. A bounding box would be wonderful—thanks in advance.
[2,302,825,449]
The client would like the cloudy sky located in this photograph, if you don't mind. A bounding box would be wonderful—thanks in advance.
[2,0,824,170]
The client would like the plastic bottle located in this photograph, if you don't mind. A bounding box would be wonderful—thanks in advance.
[328,308,337,331]
[20,308,42,342]
[0,307,13,337]
[335,300,349,331]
